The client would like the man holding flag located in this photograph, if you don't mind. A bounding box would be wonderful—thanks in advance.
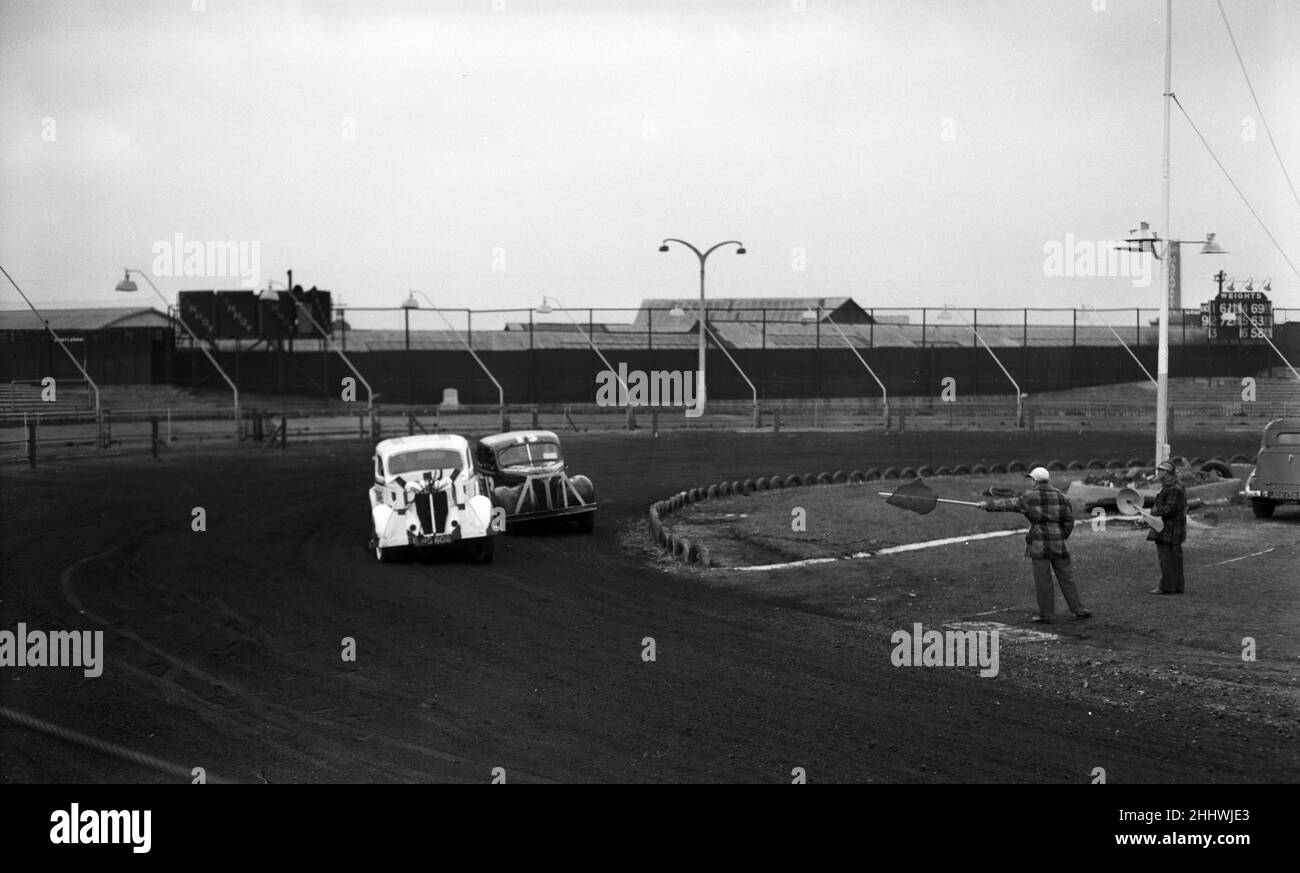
[977,467,1093,623]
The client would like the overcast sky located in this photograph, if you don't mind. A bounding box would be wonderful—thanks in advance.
[2,0,1298,329]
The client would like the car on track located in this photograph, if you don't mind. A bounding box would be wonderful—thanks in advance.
[1243,418,1300,518]
[369,435,498,562]
[475,430,596,533]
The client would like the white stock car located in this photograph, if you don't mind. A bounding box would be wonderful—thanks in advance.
[368,435,498,563]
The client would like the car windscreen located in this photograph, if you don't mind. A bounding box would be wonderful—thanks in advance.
[1273,432,1300,446]
[388,449,464,476]
[496,441,562,467]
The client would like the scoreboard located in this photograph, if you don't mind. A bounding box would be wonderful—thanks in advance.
[1200,291,1273,341]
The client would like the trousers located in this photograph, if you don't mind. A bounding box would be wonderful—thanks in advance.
[1156,543,1185,593]
[1031,556,1085,616]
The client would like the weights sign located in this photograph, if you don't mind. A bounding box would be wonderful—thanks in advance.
[1200,291,1272,341]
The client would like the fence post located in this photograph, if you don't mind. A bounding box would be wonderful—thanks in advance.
[652,407,659,437]
[27,421,37,467]
[101,409,110,448]
[151,417,160,458]
[280,415,288,449]
[531,405,539,429]
[774,407,781,433]
[899,407,906,432]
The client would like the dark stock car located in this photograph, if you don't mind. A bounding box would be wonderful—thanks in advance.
[1244,418,1300,518]
[476,430,596,533]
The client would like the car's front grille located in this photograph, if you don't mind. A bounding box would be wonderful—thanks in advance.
[415,491,434,533]
[432,488,449,531]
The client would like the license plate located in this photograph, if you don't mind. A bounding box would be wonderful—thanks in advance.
[433,533,453,544]
[1266,490,1300,500]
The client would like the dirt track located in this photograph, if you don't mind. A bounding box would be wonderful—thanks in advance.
[2,429,1292,783]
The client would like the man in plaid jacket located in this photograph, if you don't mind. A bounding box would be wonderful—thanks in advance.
[978,466,1092,623]
[1146,460,1188,594]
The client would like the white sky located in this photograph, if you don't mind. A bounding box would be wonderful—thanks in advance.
[2,0,1298,328]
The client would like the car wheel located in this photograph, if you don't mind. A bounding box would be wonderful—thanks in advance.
[576,511,595,534]
[1250,498,1276,519]
[472,537,495,564]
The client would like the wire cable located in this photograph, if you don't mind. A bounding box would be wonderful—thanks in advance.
[1216,0,1300,216]
[1169,92,1300,283]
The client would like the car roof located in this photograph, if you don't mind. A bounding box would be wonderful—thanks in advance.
[374,434,470,460]
[478,430,561,450]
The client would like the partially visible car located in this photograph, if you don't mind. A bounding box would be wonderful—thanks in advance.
[476,430,596,533]
[369,435,497,562]
[1243,418,1300,518]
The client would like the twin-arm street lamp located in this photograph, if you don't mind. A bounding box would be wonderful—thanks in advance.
[1117,223,1227,463]
[658,239,745,416]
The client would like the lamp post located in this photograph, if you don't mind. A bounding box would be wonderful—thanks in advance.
[279,281,375,427]
[813,304,889,423]
[1080,304,1157,386]
[1117,223,1227,463]
[406,290,507,430]
[115,269,240,441]
[672,299,758,424]
[1221,278,1298,383]
[658,238,746,416]
[937,305,1023,426]
[1,263,102,443]
[536,295,632,419]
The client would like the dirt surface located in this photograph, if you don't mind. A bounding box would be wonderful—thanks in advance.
[664,474,1300,778]
[3,428,1295,783]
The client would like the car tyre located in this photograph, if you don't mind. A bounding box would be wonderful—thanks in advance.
[576,511,596,534]
[1250,498,1276,519]
[472,537,496,563]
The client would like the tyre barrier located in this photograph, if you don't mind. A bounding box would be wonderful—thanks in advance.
[1126,457,1145,468]
[1188,457,1204,468]
[1046,459,1066,471]
[1106,458,1126,469]
[1230,453,1251,464]
[1200,459,1235,479]
[1067,460,1085,471]
[647,453,1121,566]
[1086,458,1107,470]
